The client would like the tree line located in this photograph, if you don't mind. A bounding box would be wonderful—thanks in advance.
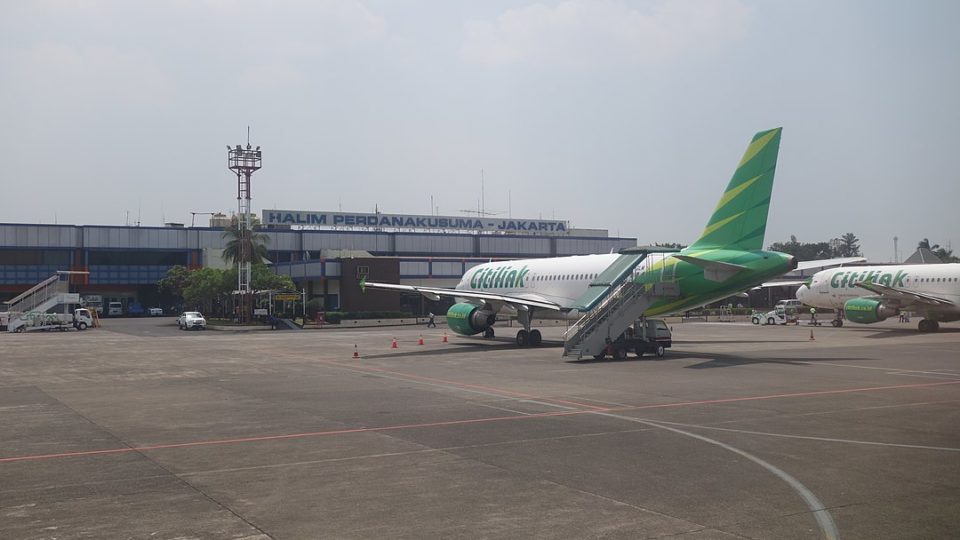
[767,233,958,262]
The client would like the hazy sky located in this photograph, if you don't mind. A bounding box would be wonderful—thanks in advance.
[2,0,958,261]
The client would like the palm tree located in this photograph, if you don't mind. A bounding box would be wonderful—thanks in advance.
[222,226,270,266]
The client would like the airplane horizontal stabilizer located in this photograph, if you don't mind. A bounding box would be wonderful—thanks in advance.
[674,255,747,282]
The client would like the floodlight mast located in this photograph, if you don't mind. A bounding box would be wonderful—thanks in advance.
[227,140,262,323]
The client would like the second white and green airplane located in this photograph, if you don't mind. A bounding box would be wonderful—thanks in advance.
[364,127,822,346]
[796,263,960,332]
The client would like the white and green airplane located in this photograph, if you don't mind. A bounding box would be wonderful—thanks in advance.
[363,127,828,346]
[796,263,960,332]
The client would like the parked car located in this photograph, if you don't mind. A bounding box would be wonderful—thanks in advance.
[148,307,164,316]
[177,312,207,330]
[775,299,803,310]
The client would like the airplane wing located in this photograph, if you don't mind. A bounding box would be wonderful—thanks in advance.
[751,258,866,289]
[854,281,955,307]
[754,279,809,289]
[794,257,867,272]
[361,281,563,311]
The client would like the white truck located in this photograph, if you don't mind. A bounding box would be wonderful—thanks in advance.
[8,308,94,333]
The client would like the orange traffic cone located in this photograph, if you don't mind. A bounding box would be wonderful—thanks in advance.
[442,332,448,343]
[391,337,398,349]
[809,330,815,341]
[418,335,425,346]
[352,344,360,358]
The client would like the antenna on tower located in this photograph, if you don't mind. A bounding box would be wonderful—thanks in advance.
[481,169,485,217]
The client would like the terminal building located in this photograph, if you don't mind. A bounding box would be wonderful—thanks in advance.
[0,211,636,314]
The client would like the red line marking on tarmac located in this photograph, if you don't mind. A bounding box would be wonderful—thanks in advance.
[309,358,605,411]
[2,379,957,465]
[0,409,590,464]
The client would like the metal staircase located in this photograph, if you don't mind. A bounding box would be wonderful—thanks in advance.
[4,272,83,333]
[563,247,681,359]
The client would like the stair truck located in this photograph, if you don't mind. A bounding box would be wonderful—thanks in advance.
[8,308,94,333]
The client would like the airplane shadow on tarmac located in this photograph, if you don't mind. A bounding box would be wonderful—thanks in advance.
[570,350,866,368]
[362,339,568,360]
[679,352,867,369]
[850,327,960,339]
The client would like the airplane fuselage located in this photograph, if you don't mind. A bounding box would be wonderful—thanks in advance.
[455,249,795,316]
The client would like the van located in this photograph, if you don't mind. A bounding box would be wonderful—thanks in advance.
[107,301,123,317]
[776,299,803,310]
[601,318,673,360]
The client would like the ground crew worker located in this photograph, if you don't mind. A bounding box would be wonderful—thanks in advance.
[427,312,437,328]
[810,307,817,325]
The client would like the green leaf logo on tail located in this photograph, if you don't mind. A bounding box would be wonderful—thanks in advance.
[359,275,367,293]
[688,127,782,252]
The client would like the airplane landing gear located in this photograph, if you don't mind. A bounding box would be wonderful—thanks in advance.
[918,319,940,332]
[484,327,495,339]
[514,328,542,347]
[832,309,844,327]
[515,309,542,347]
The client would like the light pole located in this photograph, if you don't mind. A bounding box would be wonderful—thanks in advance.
[227,139,262,323]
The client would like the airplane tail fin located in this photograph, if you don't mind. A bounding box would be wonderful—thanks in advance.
[687,127,782,252]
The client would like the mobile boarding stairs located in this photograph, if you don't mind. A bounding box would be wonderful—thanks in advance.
[563,247,680,359]
[3,272,87,333]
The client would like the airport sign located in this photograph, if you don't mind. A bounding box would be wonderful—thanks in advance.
[263,210,568,234]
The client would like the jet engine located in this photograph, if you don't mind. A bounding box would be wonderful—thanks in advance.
[844,298,899,324]
[446,303,496,335]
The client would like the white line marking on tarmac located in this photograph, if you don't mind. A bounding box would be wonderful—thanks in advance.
[474,403,533,415]
[819,362,960,378]
[594,412,840,540]
[885,372,960,381]
[517,399,577,410]
[647,419,960,453]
